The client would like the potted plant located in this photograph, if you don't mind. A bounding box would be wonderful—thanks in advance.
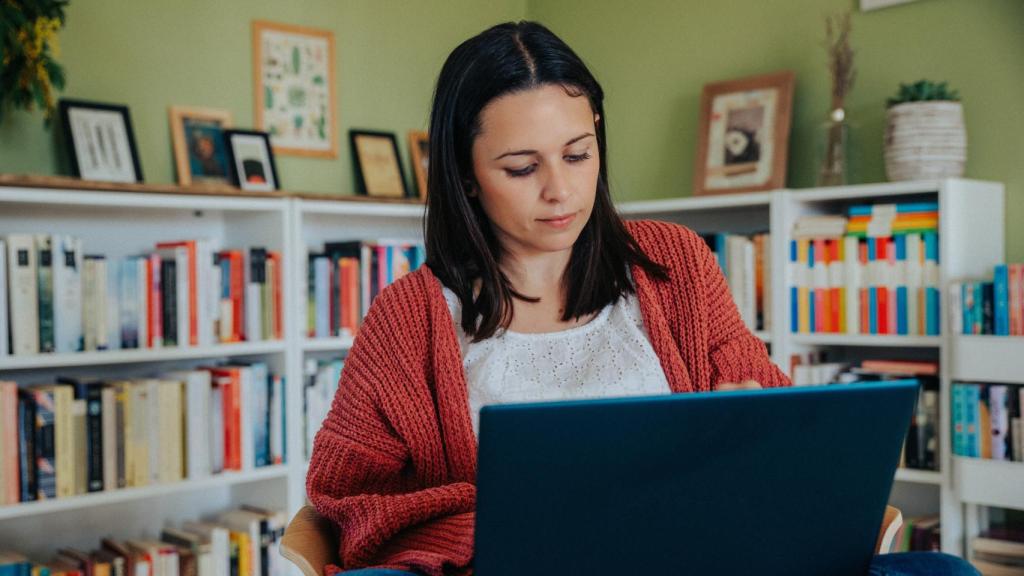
[0,0,68,125]
[884,80,966,181]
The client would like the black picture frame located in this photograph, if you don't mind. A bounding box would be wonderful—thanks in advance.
[58,99,144,183]
[349,129,411,199]
[223,129,281,192]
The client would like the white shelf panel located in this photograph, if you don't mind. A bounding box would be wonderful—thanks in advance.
[0,341,286,371]
[785,180,946,202]
[954,457,1024,511]
[0,465,289,521]
[0,186,287,212]
[950,336,1024,384]
[298,199,426,219]
[617,192,772,215]
[302,337,355,353]
[789,333,942,348]
[895,468,943,485]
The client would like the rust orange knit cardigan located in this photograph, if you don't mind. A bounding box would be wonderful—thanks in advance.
[307,219,791,575]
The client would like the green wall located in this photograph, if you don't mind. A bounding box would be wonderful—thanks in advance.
[0,0,525,194]
[530,0,1024,261]
[1,0,1021,260]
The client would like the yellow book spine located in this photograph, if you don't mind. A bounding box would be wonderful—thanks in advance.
[55,386,74,498]
[797,239,810,333]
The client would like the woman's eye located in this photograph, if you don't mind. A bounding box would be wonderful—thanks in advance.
[505,164,537,178]
[565,151,592,163]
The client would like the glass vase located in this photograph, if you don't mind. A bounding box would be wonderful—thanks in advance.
[816,108,850,187]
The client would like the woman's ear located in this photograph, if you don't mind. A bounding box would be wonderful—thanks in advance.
[594,113,601,125]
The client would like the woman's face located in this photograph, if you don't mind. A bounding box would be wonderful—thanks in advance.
[471,84,600,260]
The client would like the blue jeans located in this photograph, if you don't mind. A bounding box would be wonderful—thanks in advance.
[339,552,980,575]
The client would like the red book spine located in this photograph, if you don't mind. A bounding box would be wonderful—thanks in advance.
[229,252,244,342]
[830,239,841,333]
[814,239,826,333]
[150,254,163,347]
[269,251,283,340]
[876,238,889,335]
[211,368,240,470]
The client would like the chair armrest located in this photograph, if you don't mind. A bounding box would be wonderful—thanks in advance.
[281,505,340,576]
[875,505,904,555]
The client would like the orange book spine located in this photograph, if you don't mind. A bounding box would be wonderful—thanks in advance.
[269,251,283,339]
[210,368,241,470]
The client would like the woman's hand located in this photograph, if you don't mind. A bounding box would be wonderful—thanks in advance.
[716,379,762,391]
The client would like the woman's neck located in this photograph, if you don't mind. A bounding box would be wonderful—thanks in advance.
[499,248,572,301]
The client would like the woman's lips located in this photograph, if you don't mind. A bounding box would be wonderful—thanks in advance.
[538,212,577,228]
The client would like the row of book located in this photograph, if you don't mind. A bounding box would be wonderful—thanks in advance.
[950,264,1024,335]
[0,363,285,505]
[0,505,287,576]
[303,357,344,460]
[952,382,1024,462]
[0,235,283,358]
[699,232,771,332]
[307,240,426,338]
[972,525,1024,576]
[898,516,941,553]
[789,201,941,336]
[789,354,940,471]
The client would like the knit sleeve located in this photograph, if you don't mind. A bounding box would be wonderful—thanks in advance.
[306,284,476,576]
[698,235,791,389]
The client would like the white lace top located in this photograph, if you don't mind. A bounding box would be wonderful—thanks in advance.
[441,286,671,436]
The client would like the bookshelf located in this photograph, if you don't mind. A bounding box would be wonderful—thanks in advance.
[0,177,1006,563]
[951,335,1024,564]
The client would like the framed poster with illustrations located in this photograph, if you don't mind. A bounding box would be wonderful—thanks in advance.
[350,129,409,199]
[168,106,233,187]
[253,20,337,158]
[408,130,429,200]
[693,70,794,196]
[59,99,144,183]
[224,129,280,192]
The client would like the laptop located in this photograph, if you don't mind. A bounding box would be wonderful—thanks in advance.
[474,380,919,576]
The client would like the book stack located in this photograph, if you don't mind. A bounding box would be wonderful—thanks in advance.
[699,232,771,332]
[0,236,284,357]
[789,201,941,336]
[897,516,941,552]
[0,364,285,505]
[788,354,940,471]
[952,382,1023,462]
[0,505,287,576]
[303,357,345,460]
[949,263,1024,335]
[307,240,426,339]
[972,532,1024,575]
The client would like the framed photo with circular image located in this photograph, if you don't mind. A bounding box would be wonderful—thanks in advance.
[693,70,794,196]
[169,106,233,187]
[224,129,280,192]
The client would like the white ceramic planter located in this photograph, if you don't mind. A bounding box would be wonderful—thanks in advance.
[884,101,966,181]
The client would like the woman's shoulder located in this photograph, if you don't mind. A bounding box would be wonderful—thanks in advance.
[359,265,441,333]
[623,219,709,263]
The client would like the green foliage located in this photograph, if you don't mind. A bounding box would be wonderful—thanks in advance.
[887,80,960,108]
[0,0,69,125]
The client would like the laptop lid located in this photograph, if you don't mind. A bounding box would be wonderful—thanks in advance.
[474,380,918,576]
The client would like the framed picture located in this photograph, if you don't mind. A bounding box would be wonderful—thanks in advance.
[169,106,233,187]
[224,129,280,192]
[693,70,795,196]
[58,99,144,183]
[407,130,429,200]
[253,20,338,158]
[350,130,409,199]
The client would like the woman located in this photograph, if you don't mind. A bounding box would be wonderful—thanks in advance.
[307,21,978,576]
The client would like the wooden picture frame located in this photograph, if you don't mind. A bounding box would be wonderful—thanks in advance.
[253,20,338,158]
[58,99,144,183]
[693,70,794,196]
[408,130,429,200]
[224,129,281,192]
[168,106,233,187]
[350,130,409,199]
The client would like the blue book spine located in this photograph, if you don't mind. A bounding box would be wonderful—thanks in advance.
[965,384,981,457]
[790,240,798,333]
[962,283,972,335]
[848,202,940,217]
[995,264,1010,336]
[974,283,984,335]
[924,232,940,335]
[896,235,908,335]
[386,245,395,285]
[808,240,816,333]
[951,384,964,456]
[715,233,728,276]
[868,239,877,334]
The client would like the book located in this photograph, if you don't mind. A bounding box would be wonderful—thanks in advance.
[36,235,55,353]
[52,235,84,353]
[7,234,39,355]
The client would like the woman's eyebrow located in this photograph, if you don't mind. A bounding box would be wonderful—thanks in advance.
[492,132,595,161]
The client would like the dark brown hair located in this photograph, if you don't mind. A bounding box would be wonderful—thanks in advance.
[424,21,667,341]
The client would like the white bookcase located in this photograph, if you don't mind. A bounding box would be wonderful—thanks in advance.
[0,177,1007,561]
